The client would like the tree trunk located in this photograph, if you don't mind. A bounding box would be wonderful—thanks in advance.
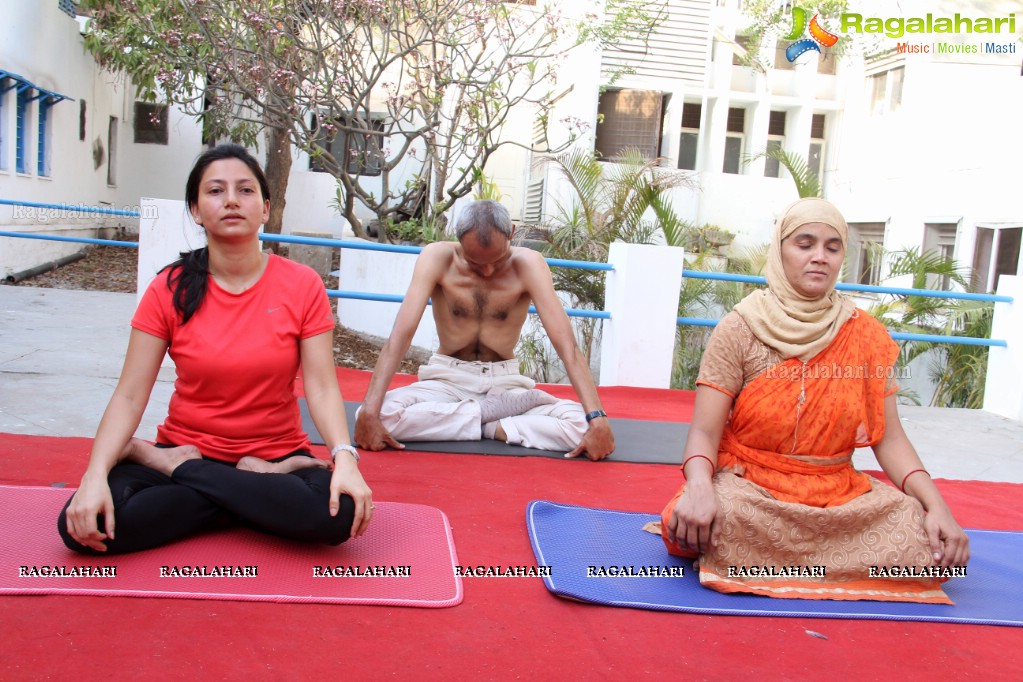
[431,163,449,240]
[341,178,365,239]
[263,125,292,254]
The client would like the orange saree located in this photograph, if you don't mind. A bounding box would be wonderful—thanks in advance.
[661,312,952,603]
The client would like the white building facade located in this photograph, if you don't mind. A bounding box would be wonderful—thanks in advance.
[3,0,1020,403]
[527,0,1021,291]
[0,1,204,280]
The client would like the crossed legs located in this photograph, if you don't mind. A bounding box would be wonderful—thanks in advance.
[378,380,587,451]
[57,439,354,555]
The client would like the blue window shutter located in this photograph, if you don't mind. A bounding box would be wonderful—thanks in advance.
[38,101,50,176]
[16,89,28,174]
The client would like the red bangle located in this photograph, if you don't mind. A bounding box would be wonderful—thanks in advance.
[900,468,929,493]
[682,454,716,477]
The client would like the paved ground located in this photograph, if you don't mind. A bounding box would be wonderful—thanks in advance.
[2,285,1022,483]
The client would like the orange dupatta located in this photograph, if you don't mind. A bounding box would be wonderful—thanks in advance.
[714,311,897,507]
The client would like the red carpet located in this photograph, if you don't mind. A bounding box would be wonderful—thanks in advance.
[1,487,461,608]
[1,375,1020,679]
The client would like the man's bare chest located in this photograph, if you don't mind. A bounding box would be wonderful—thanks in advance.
[441,283,523,322]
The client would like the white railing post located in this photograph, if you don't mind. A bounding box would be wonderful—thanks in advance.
[984,275,1023,421]
[599,242,685,388]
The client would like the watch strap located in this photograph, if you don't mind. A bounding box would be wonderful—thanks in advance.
[330,443,360,462]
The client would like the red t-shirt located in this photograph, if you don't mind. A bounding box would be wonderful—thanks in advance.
[132,254,335,462]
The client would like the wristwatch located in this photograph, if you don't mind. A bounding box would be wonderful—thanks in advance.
[330,443,360,463]
[584,409,608,423]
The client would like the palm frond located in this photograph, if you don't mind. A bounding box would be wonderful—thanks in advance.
[745,147,822,198]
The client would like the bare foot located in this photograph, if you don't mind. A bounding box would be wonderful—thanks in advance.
[121,438,201,476]
[481,421,510,442]
[236,455,328,474]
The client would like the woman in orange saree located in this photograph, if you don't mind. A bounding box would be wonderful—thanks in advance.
[661,198,970,603]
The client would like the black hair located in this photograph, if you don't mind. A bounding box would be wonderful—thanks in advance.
[162,144,269,324]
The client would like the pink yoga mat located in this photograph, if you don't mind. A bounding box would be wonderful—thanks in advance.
[0,486,462,607]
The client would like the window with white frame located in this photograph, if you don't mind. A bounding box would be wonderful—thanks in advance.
[764,110,786,178]
[972,226,1022,293]
[869,66,904,115]
[677,101,701,171]
[722,106,746,174]
[310,113,385,176]
[846,222,887,286]
[594,89,666,161]
[923,223,958,291]
[807,113,826,179]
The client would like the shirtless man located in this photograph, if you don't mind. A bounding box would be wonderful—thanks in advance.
[354,200,615,460]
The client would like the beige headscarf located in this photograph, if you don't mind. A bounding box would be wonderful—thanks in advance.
[733,198,857,361]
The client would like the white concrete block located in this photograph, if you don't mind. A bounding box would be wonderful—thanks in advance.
[984,275,1023,422]
[599,242,685,388]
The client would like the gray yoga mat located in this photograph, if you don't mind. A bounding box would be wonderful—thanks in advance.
[299,399,687,464]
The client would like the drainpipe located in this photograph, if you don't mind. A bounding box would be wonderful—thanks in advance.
[4,251,87,284]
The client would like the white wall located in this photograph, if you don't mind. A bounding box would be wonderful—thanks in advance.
[336,241,440,351]
[697,172,798,246]
[984,276,1023,421]
[116,90,204,206]
[829,0,1023,289]
[0,3,202,279]
[280,167,352,238]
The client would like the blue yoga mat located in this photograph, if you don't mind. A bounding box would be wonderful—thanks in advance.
[526,500,1023,626]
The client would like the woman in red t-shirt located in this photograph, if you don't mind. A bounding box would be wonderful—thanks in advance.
[58,144,372,554]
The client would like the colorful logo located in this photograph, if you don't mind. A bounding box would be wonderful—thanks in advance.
[782,7,839,62]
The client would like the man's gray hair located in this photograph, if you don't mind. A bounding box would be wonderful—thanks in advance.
[455,200,512,247]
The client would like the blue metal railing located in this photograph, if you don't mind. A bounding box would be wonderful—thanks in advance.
[0,200,611,321]
[674,315,1006,347]
[0,199,142,218]
[678,269,1010,347]
[0,230,138,248]
[324,290,611,320]
[1,198,1011,347]
[263,232,423,255]
[260,233,616,271]
[681,269,1013,304]
[260,234,612,320]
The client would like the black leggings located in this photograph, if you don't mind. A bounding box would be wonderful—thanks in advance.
[57,451,355,555]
